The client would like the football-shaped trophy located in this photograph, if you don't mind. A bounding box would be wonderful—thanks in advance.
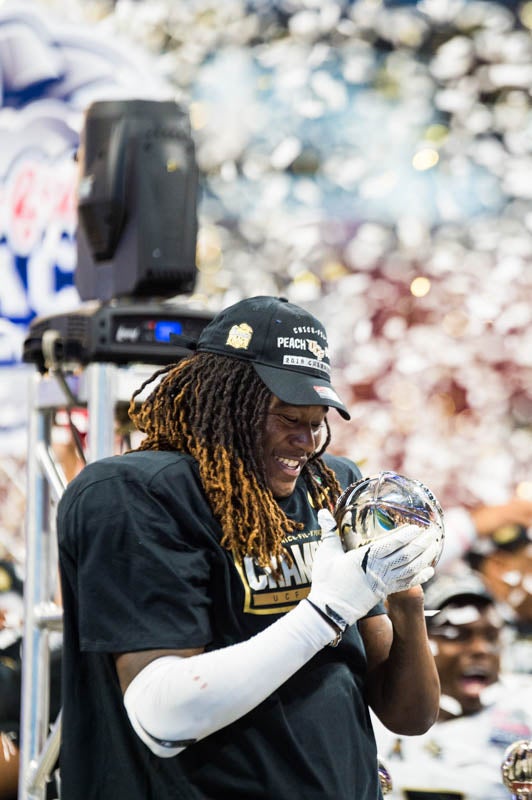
[334,471,445,568]
[501,739,532,799]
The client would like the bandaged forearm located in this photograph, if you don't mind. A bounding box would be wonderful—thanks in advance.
[123,599,336,758]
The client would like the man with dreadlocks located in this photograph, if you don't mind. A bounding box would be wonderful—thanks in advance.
[57,296,441,800]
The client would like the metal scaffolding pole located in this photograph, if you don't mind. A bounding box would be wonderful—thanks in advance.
[18,364,120,800]
[19,371,65,800]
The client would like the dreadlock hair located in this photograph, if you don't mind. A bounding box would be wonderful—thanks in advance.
[128,352,344,572]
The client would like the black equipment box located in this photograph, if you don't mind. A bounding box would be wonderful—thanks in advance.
[23,301,214,373]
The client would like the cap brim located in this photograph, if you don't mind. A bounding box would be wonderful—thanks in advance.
[254,363,351,420]
[424,579,493,612]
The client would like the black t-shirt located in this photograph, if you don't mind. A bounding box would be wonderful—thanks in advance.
[57,450,385,799]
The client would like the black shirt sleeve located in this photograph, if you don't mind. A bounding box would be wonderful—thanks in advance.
[58,455,215,653]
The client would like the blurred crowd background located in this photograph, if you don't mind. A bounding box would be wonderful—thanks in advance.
[1,0,531,555]
[0,0,530,609]
[0,0,530,796]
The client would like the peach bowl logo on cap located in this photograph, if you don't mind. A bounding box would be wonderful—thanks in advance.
[226,322,253,350]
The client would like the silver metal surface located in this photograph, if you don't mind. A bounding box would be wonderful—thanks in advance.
[502,739,532,800]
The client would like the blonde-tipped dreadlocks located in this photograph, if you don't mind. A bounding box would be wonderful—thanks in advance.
[129,353,344,570]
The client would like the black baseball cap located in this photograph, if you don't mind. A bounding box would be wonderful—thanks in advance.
[196,296,350,419]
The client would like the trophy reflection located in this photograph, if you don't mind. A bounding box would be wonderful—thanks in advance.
[334,471,445,566]
[502,739,532,799]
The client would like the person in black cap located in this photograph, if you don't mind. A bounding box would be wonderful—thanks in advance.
[371,569,532,799]
[56,295,441,800]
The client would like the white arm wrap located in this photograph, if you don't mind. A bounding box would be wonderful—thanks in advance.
[123,599,336,757]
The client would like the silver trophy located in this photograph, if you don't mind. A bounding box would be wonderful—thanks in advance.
[502,740,532,799]
[377,758,393,795]
[334,471,445,566]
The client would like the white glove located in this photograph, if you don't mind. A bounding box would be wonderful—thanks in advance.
[308,508,439,630]
[360,520,440,597]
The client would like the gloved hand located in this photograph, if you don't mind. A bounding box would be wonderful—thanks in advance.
[308,508,439,630]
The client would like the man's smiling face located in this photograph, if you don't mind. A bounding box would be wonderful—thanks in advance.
[263,396,327,498]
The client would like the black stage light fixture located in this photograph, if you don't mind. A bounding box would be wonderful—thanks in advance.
[75,98,199,303]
